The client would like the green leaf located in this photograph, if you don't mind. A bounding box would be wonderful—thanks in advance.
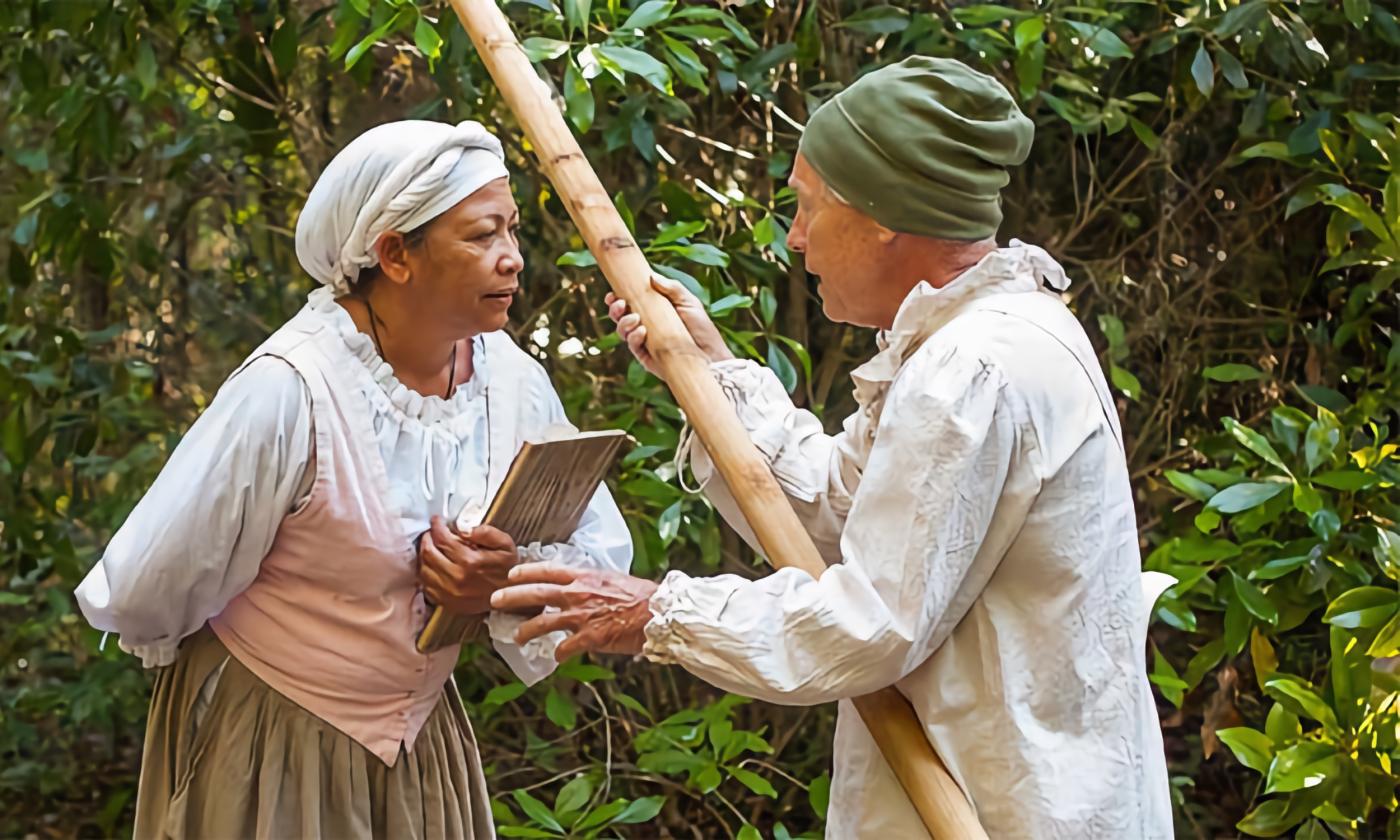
[1128,117,1160,151]
[346,9,408,69]
[555,775,593,818]
[512,789,564,833]
[1222,418,1291,474]
[556,661,615,682]
[1237,142,1296,163]
[546,687,578,729]
[1203,363,1264,382]
[621,0,674,30]
[1263,675,1340,733]
[1206,482,1287,513]
[521,38,570,62]
[1321,586,1398,629]
[1236,799,1292,836]
[614,795,664,824]
[1214,46,1248,89]
[1231,571,1279,624]
[737,826,761,840]
[1265,702,1300,745]
[1304,418,1340,473]
[1164,470,1216,502]
[1217,727,1274,773]
[1295,819,1329,840]
[1014,16,1046,51]
[271,16,300,76]
[563,61,594,133]
[564,0,592,36]
[1109,364,1142,400]
[837,6,910,36]
[728,766,778,798]
[1149,648,1187,706]
[658,500,681,544]
[483,681,528,706]
[575,799,627,830]
[1290,481,1323,517]
[597,45,671,91]
[1191,42,1215,97]
[708,294,752,317]
[1344,0,1372,28]
[1251,555,1310,581]
[1366,609,1400,656]
[1319,183,1394,244]
[767,342,798,394]
[808,771,831,819]
[1312,469,1375,491]
[1264,741,1338,794]
[413,15,443,63]
[1065,21,1134,60]
[134,41,158,98]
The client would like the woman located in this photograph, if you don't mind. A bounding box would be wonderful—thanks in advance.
[75,120,631,839]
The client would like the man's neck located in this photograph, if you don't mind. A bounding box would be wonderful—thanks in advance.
[872,237,998,329]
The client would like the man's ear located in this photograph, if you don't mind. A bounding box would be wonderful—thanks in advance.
[374,232,412,286]
[874,222,899,245]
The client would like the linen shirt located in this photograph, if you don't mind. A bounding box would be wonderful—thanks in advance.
[643,243,1173,838]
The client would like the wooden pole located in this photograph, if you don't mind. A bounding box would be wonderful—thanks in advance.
[446,2,988,837]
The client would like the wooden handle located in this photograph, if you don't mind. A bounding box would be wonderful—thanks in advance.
[446,2,987,836]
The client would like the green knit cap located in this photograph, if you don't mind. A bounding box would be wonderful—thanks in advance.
[798,56,1033,241]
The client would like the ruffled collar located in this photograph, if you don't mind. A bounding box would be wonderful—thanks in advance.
[850,240,1071,403]
[306,286,489,425]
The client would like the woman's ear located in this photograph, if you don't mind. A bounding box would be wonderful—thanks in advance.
[373,232,413,286]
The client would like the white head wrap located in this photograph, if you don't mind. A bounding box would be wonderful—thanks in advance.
[295,120,510,295]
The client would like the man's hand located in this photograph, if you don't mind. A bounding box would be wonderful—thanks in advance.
[489,564,659,661]
[606,274,734,380]
[418,517,518,615]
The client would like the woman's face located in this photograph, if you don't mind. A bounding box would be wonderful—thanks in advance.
[397,177,523,336]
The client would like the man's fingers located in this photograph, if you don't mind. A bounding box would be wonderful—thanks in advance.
[554,628,603,662]
[650,274,693,305]
[508,562,582,585]
[491,582,573,612]
[607,297,629,323]
[513,610,580,646]
[626,325,649,358]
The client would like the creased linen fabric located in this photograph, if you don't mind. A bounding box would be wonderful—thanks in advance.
[645,243,1173,838]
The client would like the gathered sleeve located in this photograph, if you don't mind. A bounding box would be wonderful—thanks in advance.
[75,356,313,668]
[486,361,634,684]
[643,344,1026,704]
[687,359,865,563]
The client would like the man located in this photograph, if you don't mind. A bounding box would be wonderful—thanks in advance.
[492,56,1173,838]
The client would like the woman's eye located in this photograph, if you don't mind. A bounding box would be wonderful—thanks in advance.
[472,230,494,241]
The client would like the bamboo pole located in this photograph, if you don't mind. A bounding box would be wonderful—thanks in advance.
[445,2,988,836]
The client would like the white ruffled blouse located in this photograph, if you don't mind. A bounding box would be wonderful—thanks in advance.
[76,287,632,681]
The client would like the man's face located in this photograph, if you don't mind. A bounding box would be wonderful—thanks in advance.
[787,154,894,328]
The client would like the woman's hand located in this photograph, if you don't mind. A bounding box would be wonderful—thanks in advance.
[418,517,518,615]
[606,274,733,380]
[489,563,659,661]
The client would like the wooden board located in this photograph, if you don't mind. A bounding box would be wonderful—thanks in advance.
[416,430,629,653]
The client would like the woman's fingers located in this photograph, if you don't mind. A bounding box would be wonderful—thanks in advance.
[467,524,515,552]
[607,297,629,323]
[429,516,458,552]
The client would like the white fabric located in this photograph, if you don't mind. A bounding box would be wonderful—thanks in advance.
[76,290,632,683]
[645,242,1173,839]
[294,120,510,295]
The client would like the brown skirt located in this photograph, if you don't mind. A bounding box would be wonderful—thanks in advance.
[133,627,495,840]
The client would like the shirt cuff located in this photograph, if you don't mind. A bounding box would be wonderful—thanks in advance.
[121,638,179,669]
[643,569,739,664]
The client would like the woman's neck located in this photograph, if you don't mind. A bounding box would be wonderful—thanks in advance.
[341,283,473,398]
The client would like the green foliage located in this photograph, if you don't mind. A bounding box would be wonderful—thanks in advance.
[2,0,1396,836]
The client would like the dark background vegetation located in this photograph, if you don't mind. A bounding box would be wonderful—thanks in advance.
[2,0,1397,836]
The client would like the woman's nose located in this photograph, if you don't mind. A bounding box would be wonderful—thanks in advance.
[499,245,524,275]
